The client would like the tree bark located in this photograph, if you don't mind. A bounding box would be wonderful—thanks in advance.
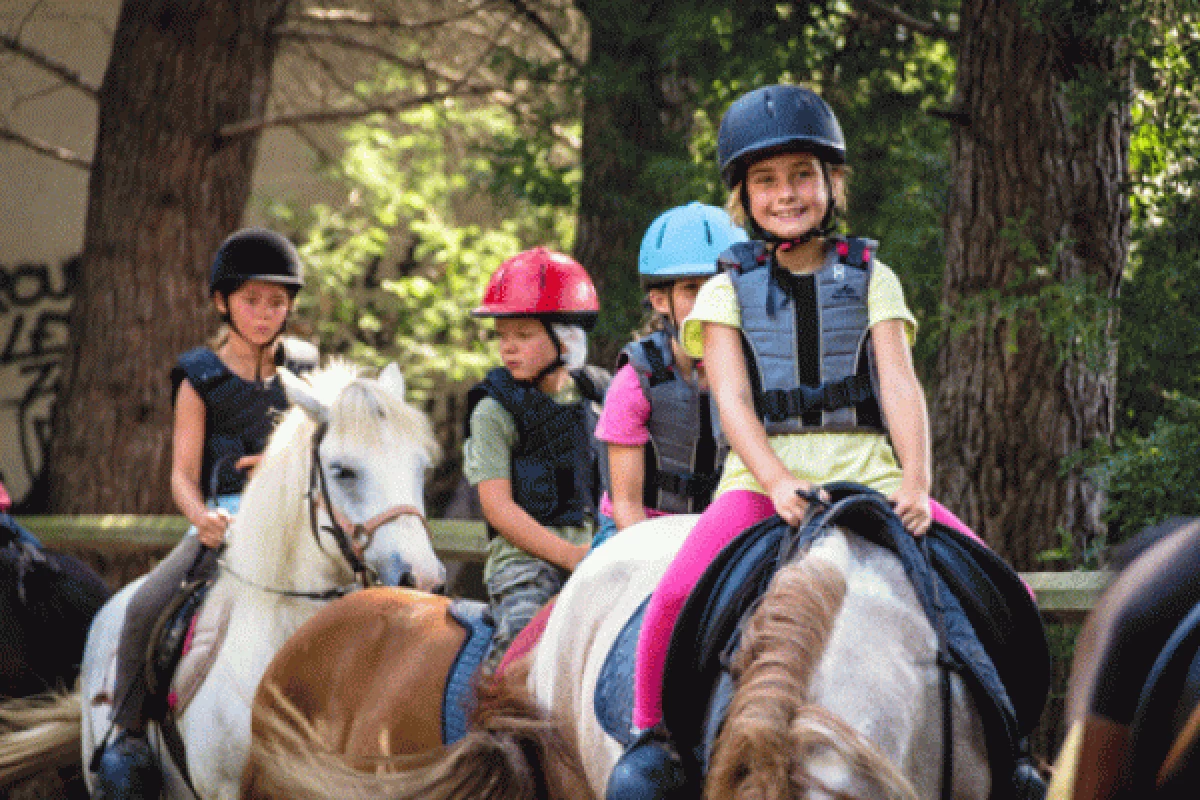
[46,0,290,513]
[933,0,1130,569]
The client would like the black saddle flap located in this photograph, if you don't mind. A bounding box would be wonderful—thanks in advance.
[925,522,1050,736]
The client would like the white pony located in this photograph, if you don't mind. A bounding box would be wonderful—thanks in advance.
[533,517,992,799]
[0,360,445,800]
[242,512,992,800]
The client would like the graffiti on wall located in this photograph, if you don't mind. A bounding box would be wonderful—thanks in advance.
[0,258,76,508]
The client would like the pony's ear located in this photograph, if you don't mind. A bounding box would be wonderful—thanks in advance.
[378,362,406,401]
[279,367,329,426]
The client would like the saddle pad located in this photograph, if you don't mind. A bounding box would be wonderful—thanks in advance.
[169,588,233,714]
[442,599,495,745]
[925,520,1050,736]
[594,597,649,747]
[1128,601,1200,791]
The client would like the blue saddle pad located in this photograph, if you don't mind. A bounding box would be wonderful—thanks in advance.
[594,597,649,747]
[442,598,495,745]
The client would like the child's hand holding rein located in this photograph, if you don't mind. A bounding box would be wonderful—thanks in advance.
[196,508,232,548]
[766,475,824,527]
[890,483,931,536]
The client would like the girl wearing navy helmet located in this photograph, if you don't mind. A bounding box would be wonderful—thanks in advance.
[591,203,746,549]
[608,85,995,800]
[92,228,317,799]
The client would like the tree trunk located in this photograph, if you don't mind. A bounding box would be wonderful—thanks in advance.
[932,0,1130,569]
[572,0,696,365]
[46,0,290,513]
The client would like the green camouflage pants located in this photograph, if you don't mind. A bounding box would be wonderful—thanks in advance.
[484,557,567,670]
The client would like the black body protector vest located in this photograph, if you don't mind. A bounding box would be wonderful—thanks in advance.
[614,330,719,514]
[716,237,886,446]
[465,366,611,536]
[170,337,318,499]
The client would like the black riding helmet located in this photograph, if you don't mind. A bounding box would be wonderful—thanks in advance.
[208,227,305,299]
[717,85,846,247]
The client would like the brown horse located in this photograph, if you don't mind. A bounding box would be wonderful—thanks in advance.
[1047,517,1200,799]
[242,514,992,800]
[241,587,592,800]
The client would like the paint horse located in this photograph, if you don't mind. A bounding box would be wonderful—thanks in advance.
[0,361,445,800]
[241,490,1035,800]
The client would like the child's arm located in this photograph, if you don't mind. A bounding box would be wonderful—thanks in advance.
[607,443,648,530]
[872,318,932,535]
[476,479,589,570]
[170,380,232,547]
[706,322,818,526]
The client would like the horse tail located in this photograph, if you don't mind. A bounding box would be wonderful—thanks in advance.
[0,689,82,787]
[244,659,594,800]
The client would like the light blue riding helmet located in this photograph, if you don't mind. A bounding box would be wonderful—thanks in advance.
[638,202,748,288]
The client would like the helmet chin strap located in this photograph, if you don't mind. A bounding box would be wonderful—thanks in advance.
[531,320,566,387]
[741,161,838,253]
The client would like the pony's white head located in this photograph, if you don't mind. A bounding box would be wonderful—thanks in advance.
[227,360,445,595]
[280,361,446,592]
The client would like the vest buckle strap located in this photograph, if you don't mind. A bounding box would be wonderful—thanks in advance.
[655,470,719,498]
[760,374,875,423]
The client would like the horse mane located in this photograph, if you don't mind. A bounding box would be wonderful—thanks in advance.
[706,537,917,800]
[223,359,440,590]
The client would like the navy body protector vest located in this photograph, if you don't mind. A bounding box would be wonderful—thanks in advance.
[616,331,718,514]
[170,337,318,500]
[466,366,611,536]
[717,237,885,445]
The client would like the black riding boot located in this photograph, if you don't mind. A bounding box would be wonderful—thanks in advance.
[605,724,689,800]
[91,730,162,800]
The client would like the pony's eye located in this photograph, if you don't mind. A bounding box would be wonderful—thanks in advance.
[329,464,359,483]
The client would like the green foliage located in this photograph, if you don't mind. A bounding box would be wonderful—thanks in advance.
[1118,13,1200,435]
[273,98,576,399]
[1087,394,1200,543]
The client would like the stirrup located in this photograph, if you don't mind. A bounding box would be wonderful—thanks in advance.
[605,724,689,800]
[91,730,163,800]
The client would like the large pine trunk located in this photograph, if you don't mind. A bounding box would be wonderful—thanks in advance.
[932,0,1130,569]
[572,0,695,365]
[46,0,289,513]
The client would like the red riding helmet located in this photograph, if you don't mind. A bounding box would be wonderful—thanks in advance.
[473,247,599,330]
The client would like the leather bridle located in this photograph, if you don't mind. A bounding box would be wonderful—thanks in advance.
[306,420,433,589]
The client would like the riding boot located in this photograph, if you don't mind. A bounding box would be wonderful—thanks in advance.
[605,724,689,800]
[91,730,163,800]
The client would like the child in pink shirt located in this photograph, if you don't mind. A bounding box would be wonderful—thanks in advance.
[591,203,748,549]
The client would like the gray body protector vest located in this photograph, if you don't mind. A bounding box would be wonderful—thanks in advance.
[465,366,611,536]
[170,337,319,499]
[716,237,885,445]
[613,330,719,514]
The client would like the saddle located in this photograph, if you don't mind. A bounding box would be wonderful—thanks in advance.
[1127,601,1200,795]
[657,484,1049,797]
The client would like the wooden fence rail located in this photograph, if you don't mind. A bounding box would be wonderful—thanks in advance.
[16,514,1112,619]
